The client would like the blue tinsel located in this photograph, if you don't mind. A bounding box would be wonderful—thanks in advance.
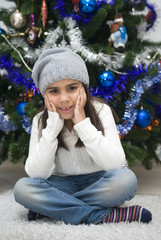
[0,54,38,93]
[0,105,17,134]
[117,70,161,136]
[53,0,109,25]
[145,1,157,31]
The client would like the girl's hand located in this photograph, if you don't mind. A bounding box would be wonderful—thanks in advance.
[44,94,57,112]
[72,87,87,124]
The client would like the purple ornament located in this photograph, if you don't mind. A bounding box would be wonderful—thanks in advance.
[26,14,42,46]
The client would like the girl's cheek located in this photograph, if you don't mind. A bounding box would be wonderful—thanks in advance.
[75,88,81,98]
[47,94,57,106]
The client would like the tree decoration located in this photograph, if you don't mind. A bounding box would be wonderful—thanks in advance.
[135,109,151,128]
[146,119,159,131]
[53,0,107,25]
[91,64,147,101]
[79,0,97,14]
[10,10,26,29]
[108,14,128,54]
[7,14,42,46]
[123,0,157,31]
[1,34,32,72]
[72,0,80,12]
[7,0,42,47]
[117,68,161,136]
[40,17,125,71]
[0,54,37,92]
[97,71,115,89]
[0,28,5,35]
[16,101,27,116]
[145,2,157,31]
[26,14,42,46]
[22,117,32,134]
[0,105,17,134]
[41,0,48,30]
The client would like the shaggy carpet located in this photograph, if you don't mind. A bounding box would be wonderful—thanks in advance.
[0,190,161,240]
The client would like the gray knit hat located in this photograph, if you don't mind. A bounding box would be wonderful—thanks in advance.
[32,48,89,96]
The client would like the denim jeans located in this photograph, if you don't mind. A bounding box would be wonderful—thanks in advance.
[14,168,137,225]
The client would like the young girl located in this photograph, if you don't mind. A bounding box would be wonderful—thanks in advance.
[14,48,152,225]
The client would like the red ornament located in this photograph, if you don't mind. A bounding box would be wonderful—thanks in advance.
[145,11,152,21]
[41,0,48,30]
[72,0,80,12]
[72,0,80,3]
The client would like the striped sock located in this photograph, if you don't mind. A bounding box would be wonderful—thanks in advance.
[103,205,152,223]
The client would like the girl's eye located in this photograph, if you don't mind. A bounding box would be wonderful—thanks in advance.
[68,86,77,91]
[50,89,58,94]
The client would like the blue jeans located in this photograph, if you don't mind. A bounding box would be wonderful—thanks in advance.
[14,168,137,225]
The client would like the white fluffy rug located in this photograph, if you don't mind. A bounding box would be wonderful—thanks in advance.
[0,190,161,240]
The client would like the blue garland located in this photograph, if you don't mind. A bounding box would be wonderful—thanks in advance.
[0,54,37,93]
[53,0,109,25]
[145,1,157,31]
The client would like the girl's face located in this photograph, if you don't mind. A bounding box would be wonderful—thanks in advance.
[45,79,86,120]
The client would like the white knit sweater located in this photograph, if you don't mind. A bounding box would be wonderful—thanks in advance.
[25,101,126,179]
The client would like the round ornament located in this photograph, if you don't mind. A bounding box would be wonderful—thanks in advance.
[16,101,27,116]
[97,71,116,89]
[79,0,97,14]
[0,28,5,34]
[10,10,26,29]
[135,109,151,128]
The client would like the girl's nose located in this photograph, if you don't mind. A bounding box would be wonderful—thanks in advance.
[59,93,70,103]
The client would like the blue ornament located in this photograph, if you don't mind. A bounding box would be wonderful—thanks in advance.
[97,71,115,89]
[79,0,97,14]
[0,28,5,34]
[135,109,151,128]
[16,101,27,116]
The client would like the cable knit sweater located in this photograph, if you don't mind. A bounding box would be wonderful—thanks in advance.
[25,101,127,179]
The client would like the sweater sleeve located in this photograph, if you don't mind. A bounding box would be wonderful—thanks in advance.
[73,103,126,171]
[25,111,64,179]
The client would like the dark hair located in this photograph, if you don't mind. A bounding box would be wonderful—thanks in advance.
[38,84,119,150]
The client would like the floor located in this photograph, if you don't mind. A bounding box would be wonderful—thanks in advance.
[0,160,161,195]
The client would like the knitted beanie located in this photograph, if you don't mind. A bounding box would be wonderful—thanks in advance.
[32,48,89,96]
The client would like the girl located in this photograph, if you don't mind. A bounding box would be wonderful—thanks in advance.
[14,48,152,225]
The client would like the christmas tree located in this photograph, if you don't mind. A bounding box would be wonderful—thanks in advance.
[0,0,161,169]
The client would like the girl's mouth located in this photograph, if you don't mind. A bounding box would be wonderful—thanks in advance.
[58,106,73,113]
